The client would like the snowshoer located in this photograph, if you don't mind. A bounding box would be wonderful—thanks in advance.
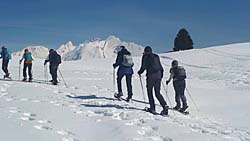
[113,46,134,102]
[19,49,33,82]
[0,46,11,78]
[166,60,188,112]
[44,49,61,85]
[137,46,168,116]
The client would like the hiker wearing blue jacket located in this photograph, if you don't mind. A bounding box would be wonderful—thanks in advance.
[113,46,134,102]
[19,49,33,82]
[0,46,11,78]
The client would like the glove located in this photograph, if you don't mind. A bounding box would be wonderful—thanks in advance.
[19,60,22,64]
[166,80,170,85]
[137,71,142,76]
[44,61,47,66]
[112,64,116,69]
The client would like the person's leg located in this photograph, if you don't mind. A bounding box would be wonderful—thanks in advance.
[28,64,32,80]
[23,63,27,79]
[5,60,9,76]
[125,74,133,99]
[154,79,167,108]
[179,81,188,107]
[117,73,124,94]
[173,82,181,108]
[146,78,155,110]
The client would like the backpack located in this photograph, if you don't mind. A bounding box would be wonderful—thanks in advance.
[122,54,134,67]
[5,49,11,60]
[24,52,32,61]
[147,54,162,73]
[56,53,62,65]
[174,66,186,80]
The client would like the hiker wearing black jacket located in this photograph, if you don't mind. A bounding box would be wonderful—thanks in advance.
[138,46,168,116]
[0,46,11,78]
[44,49,61,85]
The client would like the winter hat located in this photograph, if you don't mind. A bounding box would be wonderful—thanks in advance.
[24,49,29,52]
[144,46,152,53]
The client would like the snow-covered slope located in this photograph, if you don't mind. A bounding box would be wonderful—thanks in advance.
[57,41,76,57]
[12,46,49,59]
[4,43,250,141]
[63,36,144,61]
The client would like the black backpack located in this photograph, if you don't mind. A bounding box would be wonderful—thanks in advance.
[50,52,61,65]
[174,66,186,80]
[147,54,162,73]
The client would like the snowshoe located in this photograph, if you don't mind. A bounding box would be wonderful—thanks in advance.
[179,105,189,113]
[144,107,158,115]
[114,92,123,101]
[22,78,27,82]
[125,97,132,103]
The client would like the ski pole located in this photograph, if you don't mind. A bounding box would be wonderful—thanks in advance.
[18,62,21,80]
[186,87,199,111]
[113,68,116,93]
[58,67,68,87]
[139,75,146,103]
[162,82,176,115]
[44,64,48,83]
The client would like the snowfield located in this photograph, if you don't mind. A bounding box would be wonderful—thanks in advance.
[1,43,250,141]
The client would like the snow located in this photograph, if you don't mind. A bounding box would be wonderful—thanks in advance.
[12,46,49,59]
[1,42,250,141]
[63,36,144,61]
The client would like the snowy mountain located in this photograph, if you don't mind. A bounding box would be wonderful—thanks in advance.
[12,46,49,59]
[57,41,76,57]
[1,42,250,141]
[63,36,144,61]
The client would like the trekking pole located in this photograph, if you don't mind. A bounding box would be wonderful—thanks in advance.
[58,68,68,87]
[113,68,116,93]
[186,87,199,111]
[162,82,176,116]
[18,63,21,80]
[139,75,146,103]
[44,64,48,83]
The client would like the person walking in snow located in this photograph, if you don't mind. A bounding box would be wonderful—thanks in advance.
[166,60,188,112]
[113,46,134,102]
[138,46,168,116]
[19,49,33,82]
[0,46,11,78]
[44,49,61,85]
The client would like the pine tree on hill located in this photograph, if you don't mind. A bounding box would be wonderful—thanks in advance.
[174,28,194,51]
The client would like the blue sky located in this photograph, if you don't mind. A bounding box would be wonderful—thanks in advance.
[0,0,249,52]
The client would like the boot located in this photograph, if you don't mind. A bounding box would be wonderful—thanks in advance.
[22,78,27,81]
[114,92,123,99]
[160,105,169,116]
[145,107,157,115]
[28,78,32,82]
[125,97,132,102]
[179,105,188,113]
[173,105,181,111]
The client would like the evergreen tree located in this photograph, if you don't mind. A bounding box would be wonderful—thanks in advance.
[173,28,194,51]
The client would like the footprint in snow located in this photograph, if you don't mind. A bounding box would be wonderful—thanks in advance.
[57,130,74,136]
[34,125,52,131]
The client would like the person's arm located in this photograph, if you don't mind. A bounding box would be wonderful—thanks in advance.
[166,68,174,85]
[137,55,146,75]
[19,54,24,64]
[44,55,49,65]
[113,52,122,68]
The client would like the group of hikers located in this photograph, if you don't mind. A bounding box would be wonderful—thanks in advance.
[0,45,188,116]
[113,46,188,116]
[0,46,61,85]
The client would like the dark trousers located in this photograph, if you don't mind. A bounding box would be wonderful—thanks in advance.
[146,78,167,110]
[49,65,58,82]
[2,60,9,75]
[23,63,32,79]
[117,73,133,98]
[173,80,187,107]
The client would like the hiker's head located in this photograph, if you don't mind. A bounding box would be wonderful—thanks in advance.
[120,45,125,50]
[144,46,152,54]
[24,49,29,53]
[49,49,55,53]
[2,46,6,50]
[171,60,178,68]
